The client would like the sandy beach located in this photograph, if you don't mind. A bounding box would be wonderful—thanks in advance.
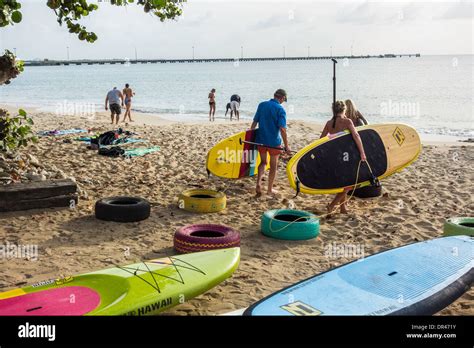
[0,107,472,315]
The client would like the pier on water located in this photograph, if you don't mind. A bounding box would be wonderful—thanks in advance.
[24,53,421,67]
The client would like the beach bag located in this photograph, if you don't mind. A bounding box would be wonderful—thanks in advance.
[98,146,125,157]
[98,131,117,146]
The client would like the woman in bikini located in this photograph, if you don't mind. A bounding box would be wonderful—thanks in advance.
[208,88,216,122]
[320,100,367,216]
[122,83,135,123]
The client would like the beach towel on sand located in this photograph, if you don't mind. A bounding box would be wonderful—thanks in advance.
[97,146,160,158]
[124,146,161,158]
[79,136,144,146]
[38,129,88,137]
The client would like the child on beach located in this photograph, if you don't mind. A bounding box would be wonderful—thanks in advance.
[320,100,367,215]
[208,89,216,122]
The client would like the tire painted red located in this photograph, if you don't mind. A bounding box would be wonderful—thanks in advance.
[174,224,240,254]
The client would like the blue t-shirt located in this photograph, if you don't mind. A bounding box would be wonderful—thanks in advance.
[253,99,287,147]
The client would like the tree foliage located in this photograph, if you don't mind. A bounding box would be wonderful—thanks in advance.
[0,0,184,42]
[0,49,23,85]
[0,108,37,152]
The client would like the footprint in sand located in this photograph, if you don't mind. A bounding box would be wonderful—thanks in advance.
[384,216,405,223]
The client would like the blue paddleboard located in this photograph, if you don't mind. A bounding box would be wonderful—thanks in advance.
[244,236,473,315]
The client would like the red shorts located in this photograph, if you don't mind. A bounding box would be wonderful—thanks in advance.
[258,146,283,157]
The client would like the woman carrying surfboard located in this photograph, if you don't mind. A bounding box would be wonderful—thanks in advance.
[321,100,367,215]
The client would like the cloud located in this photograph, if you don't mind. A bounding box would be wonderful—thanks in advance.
[435,2,474,20]
[179,10,215,27]
[250,11,305,30]
[336,2,422,25]
[336,2,383,25]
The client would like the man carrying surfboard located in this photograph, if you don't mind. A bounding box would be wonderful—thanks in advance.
[250,89,291,197]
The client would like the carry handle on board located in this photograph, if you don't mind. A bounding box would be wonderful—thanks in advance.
[361,160,381,188]
[239,138,294,153]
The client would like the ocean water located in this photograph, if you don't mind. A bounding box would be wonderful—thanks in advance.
[1,55,473,138]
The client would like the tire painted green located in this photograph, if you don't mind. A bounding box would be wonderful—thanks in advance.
[443,217,474,236]
[0,248,240,316]
[261,209,320,240]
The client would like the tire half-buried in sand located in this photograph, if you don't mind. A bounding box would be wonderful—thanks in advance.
[174,224,240,254]
[178,189,226,213]
[348,184,383,198]
[261,209,320,240]
[95,196,151,222]
[443,217,474,236]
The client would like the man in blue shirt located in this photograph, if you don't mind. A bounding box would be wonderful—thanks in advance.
[250,89,291,197]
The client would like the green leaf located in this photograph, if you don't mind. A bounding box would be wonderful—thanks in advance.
[154,0,167,7]
[11,11,22,23]
[18,109,27,117]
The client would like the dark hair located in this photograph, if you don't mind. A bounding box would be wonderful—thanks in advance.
[125,83,129,88]
[331,100,346,128]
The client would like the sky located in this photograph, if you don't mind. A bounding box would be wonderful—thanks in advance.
[0,0,472,60]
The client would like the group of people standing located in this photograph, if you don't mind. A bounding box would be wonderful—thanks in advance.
[249,89,368,216]
[208,89,241,122]
[105,84,135,124]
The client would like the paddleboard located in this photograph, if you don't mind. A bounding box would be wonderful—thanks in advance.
[244,236,473,315]
[0,248,240,316]
[287,124,421,194]
[206,129,270,179]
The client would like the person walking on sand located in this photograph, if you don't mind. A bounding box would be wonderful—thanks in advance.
[250,89,291,198]
[345,99,368,126]
[208,88,216,122]
[230,94,241,121]
[105,87,124,125]
[320,100,367,216]
[122,83,135,123]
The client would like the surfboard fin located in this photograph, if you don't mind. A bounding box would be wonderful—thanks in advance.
[370,175,381,188]
[294,178,301,198]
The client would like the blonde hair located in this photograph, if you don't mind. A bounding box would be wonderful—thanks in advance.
[345,99,358,123]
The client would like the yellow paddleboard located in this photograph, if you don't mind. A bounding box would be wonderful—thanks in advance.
[287,124,421,194]
[206,129,270,179]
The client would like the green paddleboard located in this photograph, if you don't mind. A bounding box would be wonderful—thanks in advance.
[0,248,240,316]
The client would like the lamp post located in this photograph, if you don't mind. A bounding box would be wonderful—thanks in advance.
[66,46,69,60]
